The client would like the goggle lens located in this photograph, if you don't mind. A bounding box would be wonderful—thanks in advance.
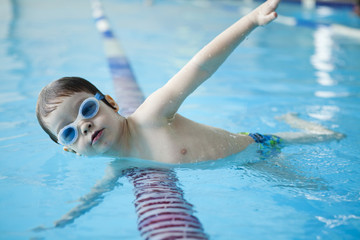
[81,99,99,118]
[60,127,77,145]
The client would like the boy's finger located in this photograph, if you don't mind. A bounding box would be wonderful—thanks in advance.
[259,12,278,25]
[267,12,278,22]
[268,0,281,10]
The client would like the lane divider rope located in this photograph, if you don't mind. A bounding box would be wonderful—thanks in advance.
[91,1,208,239]
[275,15,360,40]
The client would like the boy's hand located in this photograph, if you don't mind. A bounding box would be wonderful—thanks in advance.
[250,0,280,26]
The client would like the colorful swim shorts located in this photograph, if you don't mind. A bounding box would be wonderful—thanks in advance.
[241,132,284,158]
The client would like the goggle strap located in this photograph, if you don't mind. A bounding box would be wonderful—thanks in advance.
[95,92,104,100]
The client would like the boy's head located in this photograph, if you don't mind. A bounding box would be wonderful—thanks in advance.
[36,77,120,155]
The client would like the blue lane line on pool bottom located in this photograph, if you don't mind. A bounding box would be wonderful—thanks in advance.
[92,0,144,117]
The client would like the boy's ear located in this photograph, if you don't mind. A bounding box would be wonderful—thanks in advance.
[104,95,119,112]
[63,146,82,156]
[63,146,78,155]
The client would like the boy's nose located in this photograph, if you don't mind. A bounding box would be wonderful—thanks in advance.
[80,121,92,135]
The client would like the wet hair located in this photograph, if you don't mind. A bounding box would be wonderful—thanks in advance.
[36,77,116,144]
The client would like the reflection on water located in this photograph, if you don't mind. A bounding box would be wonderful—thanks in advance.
[314,91,350,98]
[316,215,360,229]
[307,105,340,121]
[311,26,335,83]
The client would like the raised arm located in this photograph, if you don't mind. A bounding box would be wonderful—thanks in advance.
[142,0,280,120]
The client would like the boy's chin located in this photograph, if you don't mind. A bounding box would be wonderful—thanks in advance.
[82,149,106,157]
[92,145,113,157]
[78,140,115,157]
[76,148,102,157]
[84,152,100,157]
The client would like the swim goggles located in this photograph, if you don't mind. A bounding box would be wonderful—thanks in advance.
[58,93,104,146]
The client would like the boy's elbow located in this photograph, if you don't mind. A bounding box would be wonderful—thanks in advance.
[188,59,214,80]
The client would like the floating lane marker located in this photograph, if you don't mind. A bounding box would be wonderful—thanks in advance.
[276,15,360,40]
[237,5,360,40]
[127,168,208,240]
[330,23,360,40]
[91,1,208,239]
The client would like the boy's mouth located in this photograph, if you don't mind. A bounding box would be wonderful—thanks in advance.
[91,129,104,145]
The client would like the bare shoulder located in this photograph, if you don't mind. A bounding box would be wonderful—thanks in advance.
[130,86,176,126]
[128,99,168,128]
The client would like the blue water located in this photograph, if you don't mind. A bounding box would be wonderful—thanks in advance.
[1,0,360,239]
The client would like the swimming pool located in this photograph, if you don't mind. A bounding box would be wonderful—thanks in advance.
[1,0,360,239]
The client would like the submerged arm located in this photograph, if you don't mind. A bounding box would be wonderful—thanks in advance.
[142,0,280,120]
[53,160,129,228]
[51,159,165,228]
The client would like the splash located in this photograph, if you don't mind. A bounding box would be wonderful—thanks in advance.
[316,215,360,229]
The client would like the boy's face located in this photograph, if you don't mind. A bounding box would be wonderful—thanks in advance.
[44,92,122,156]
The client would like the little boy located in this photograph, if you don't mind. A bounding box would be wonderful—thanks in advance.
[36,0,343,164]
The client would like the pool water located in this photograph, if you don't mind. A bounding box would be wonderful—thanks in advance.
[1,0,360,239]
